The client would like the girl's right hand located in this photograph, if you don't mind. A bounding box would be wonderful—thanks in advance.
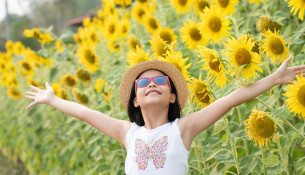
[25,82,56,110]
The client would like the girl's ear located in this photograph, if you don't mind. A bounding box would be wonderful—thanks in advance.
[133,97,139,107]
[170,93,176,103]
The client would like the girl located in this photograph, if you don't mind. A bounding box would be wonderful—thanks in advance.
[25,57,305,174]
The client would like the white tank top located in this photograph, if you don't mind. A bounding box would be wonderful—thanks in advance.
[125,118,189,175]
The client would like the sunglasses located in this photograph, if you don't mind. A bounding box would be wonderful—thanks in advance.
[135,76,171,93]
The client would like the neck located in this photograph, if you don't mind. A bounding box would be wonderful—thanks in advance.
[141,105,169,130]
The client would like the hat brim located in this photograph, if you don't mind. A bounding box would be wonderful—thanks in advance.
[119,61,188,110]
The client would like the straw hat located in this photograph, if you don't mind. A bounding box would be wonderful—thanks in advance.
[119,60,188,110]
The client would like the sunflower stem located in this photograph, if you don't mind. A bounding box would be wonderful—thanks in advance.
[257,98,273,111]
[223,116,240,174]
[261,149,267,175]
[280,117,305,139]
[194,139,203,173]
[275,138,290,175]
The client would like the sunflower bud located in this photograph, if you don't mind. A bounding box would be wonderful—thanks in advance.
[256,16,282,33]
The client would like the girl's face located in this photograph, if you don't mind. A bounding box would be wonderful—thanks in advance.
[133,70,176,108]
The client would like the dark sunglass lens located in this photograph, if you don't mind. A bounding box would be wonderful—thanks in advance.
[137,78,150,87]
[154,77,167,85]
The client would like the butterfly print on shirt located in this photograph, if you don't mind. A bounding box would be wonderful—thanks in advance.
[135,136,168,170]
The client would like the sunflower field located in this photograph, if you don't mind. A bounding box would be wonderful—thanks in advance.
[1,0,305,174]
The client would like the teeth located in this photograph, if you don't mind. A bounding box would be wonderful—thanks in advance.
[148,91,159,95]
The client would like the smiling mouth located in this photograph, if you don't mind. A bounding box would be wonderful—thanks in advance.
[146,90,161,96]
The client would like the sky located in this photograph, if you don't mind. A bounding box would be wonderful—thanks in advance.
[0,0,30,21]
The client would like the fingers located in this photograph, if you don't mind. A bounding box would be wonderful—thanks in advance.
[26,101,37,110]
[282,56,292,67]
[25,95,35,100]
[293,65,305,71]
[30,85,41,92]
[25,91,36,96]
[45,82,51,89]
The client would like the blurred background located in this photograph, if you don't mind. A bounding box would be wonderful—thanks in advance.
[0,0,100,51]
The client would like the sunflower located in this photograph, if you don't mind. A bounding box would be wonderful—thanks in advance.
[180,19,208,50]
[150,35,173,58]
[18,60,35,77]
[126,46,151,68]
[197,46,228,87]
[285,0,305,20]
[283,74,305,120]
[261,30,289,64]
[107,39,121,52]
[224,35,263,81]
[213,0,239,16]
[102,89,112,103]
[246,35,260,54]
[51,82,68,100]
[104,16,119,40]
[248,0,265,4]
[72,89,89,104]
[95,79,107,93]
[12,41,25,55]
[143,14,160,34]
[153,27,177,47]
[170,0,192,14]
[131,4,149,23]
[256,16,282,33]
[159,50,191,81]
[193,0,210,15]
[188,73,213,108]
[1,74,18,88]
[76,45,99,72]
[118,18,130,39]
[127,35,141,51]
[75,69,92,84]
[55,40,65,53]
[199,7,231,43]
[61,74,77,88]
[245,109,278,148]
[7,86,22,99]
[26,77,44,90]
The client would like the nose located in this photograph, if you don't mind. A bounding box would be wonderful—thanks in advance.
[148,80,157,88]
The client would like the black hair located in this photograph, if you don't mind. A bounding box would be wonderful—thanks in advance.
[127,71,181,126]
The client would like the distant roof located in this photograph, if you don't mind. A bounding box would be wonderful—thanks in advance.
[66,14,95,27]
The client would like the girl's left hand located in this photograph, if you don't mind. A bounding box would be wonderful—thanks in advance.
[274,56,305,85]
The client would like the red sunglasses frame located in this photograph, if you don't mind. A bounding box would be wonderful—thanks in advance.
[134,76,171,94]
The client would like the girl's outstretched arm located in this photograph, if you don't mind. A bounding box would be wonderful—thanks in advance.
[180,56,305,148]
[25,83,131,148]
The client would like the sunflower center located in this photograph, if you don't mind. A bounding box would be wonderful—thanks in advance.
[90,33,97,42]
[198,0,210,12]
[122,26,127,33]
[10,87,20,96]
[138,9,145,18]
[160,31,172,44]
[84,50,96,64]
[218,0,229,7]
[76,70,91,81]
[268,37,284,55]
[209,17,222,32]
[297,85,305,106]
[156,43,167,57]
[235,48,251,66]
[208,55,220,72]
[138,0,148,2]
[253,116,275,138]
[178,0,187,6]
[22,62,31,71]
[194,82,210,103]
[189,27,202,41]
[65,76,76,86]
[131,40,140,50]
[109,24,115,34]
[149,18,158,30]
